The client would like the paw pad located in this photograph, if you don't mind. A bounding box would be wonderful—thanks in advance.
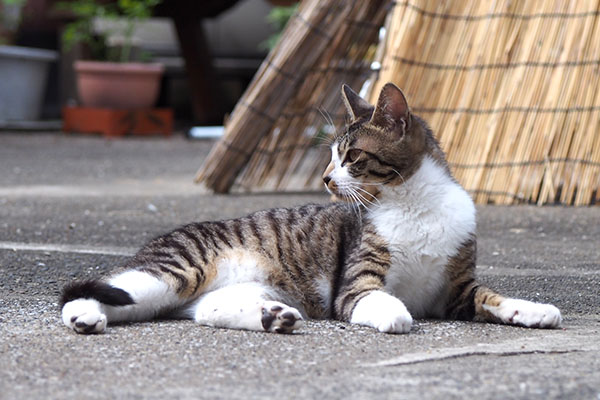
[62,299,107,334]
[261,301,303,334]
[69,313,107,334]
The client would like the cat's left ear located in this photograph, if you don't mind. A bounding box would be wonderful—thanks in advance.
[341,84,374,121]
[370,83,410,134]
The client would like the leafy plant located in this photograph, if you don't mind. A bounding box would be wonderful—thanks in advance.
[260,3,298,51]
[0,0,26,8]
[57,0,161,62]
[0,0,26,45]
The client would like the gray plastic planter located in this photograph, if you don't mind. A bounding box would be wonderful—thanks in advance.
[0,45,57,121]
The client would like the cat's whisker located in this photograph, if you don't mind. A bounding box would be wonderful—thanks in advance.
[346,186,370,210]
[314,133,334,148]
[340,186,364,214]
[317,140,334,148]
[391,168,406,185]
[353,186,381,206]
[346,190,361,211]
[349,189,376,209]
[342,191,362,217]
[318,107,335,130]
[357,181,383,187]
[316,108,338,147]
[341,183,380,208]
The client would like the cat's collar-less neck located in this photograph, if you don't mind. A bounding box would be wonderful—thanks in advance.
[368,155,453,209]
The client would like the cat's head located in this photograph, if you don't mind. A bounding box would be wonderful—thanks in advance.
[322,83,437,204]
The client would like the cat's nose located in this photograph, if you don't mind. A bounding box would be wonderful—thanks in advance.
[323,175,331,185]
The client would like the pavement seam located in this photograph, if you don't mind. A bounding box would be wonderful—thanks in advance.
[0,241,136,256]
[367,335,597,367]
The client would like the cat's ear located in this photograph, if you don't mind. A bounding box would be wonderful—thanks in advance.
[341,84,374,121]
[370,83,410,133]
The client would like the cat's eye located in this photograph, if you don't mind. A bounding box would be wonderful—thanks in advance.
[344,149,362,164]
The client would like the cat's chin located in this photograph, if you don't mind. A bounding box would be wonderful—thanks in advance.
[324,183,345,199]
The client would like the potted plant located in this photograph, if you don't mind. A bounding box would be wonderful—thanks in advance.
[0,0,58,122]
[0,0,24,45]
[59,0,164,109]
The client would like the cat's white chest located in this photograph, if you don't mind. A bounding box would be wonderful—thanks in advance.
[368,157,476,318]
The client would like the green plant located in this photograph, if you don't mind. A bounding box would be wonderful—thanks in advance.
[260,3,298,51]
[0,0,26,45]
[58,0,161,62]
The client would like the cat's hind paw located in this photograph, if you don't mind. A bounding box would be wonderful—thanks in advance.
[351,291,413,334]
[62,299,107,334]
[261,301,303,334]
[487,298,562,328]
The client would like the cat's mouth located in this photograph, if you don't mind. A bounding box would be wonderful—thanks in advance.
[326,180,381,207]
[322,160,380,207]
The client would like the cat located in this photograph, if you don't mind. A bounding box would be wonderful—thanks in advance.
[61,83,562,334]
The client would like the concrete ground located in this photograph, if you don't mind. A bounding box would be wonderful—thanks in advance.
[0,132,599,400]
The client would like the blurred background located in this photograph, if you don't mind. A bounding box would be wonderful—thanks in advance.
[1,0,599,205]
[0,0,295,126]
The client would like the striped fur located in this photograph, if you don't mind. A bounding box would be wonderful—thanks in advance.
[61,83,562,334]
[126,204,360,319]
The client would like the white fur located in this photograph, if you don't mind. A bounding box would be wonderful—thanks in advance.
[191,282,303,332]
[105,270,184,322]
[205,251,267,292]
[62,270,182,333]
[367,156,476,318]
[328,143,353,188]
[350,290,412,333]
[62,298,106,333]
[484,298,562,328]
[315,276,333,315]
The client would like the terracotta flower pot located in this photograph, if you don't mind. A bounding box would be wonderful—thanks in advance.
[74,61,164,109]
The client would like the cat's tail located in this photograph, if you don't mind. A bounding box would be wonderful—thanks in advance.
[60,279,132,334]
[60,268,191,334]
[61,280,135,308]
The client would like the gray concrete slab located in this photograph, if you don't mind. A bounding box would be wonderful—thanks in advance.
[0,132,599,399]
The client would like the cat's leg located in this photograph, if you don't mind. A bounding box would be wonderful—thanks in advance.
[349,290,413,333]
[445,239,561,328]
[446,282,562,328]
[190,282,304,333]
[473,286,562,328]
[334,240,412,333]
[61,270,185,334]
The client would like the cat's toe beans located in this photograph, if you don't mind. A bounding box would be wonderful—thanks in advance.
[261,301,303,334]
[70,313,107,334]
[62,299,107,334]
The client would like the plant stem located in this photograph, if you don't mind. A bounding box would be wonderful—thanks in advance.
[120,19,136,62]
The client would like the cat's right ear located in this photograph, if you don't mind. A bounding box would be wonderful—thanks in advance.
[341,84,374,121]
[370,83,410,133]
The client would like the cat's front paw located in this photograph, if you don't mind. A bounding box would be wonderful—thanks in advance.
[490,299,562,328]
[62,299,107,334]
[261,301,303,334]
[351,291,413,334]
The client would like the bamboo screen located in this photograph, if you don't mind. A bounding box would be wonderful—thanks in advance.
[370,0,600,205]
[195,0,390,193]
[197,0,600,205]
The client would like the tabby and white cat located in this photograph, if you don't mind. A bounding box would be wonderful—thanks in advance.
[61,83,562,334]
